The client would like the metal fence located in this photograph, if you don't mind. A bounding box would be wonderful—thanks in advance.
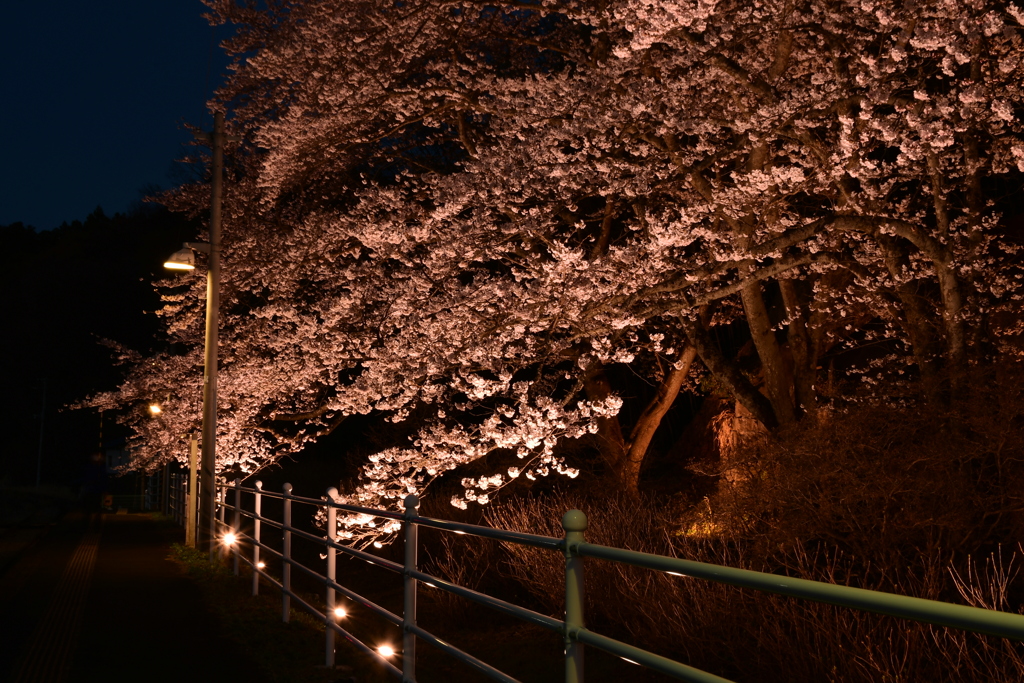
[209,480,1024,683]
[167,470,187,526]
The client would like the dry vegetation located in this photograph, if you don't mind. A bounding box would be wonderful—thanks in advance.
[424,370,1024,682]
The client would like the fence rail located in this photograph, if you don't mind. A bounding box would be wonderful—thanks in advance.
[167,471,187,526]
[205,480,1024,683]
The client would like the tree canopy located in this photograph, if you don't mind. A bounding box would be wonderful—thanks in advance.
[89,0,1024,541]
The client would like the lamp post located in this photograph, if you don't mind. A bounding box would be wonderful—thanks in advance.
[164,111,226,555]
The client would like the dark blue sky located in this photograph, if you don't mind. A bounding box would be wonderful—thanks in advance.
[0,1,232,230]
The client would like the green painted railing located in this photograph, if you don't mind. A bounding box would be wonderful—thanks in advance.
[212,480,1024,683]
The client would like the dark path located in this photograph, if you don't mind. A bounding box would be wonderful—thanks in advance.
[0,512,271,683]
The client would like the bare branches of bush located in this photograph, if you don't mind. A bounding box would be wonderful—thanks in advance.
[480,493,1024,682]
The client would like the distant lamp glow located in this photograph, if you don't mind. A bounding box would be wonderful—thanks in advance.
[163,248,196,270]
[257,561,265,569]
[377,645,395,658]
[223,532,237,546]
[148,404,162,415]
[333,607,347,619]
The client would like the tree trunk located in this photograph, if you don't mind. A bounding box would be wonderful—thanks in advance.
[681,315,779,429]
[737,139,797,425]
[934,259,967,379]
[583,360,628,476]
[740,279,797,424]
[779,278,817,418]
[618,347,699,491]
[877,235,944,401]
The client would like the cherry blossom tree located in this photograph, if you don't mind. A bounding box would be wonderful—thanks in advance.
[87,0,1024,539]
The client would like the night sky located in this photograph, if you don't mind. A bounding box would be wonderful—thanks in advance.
[0,0,231,230]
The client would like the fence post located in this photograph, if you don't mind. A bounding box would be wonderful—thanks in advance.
[562,509,587,683]
[253,480,262,596]
[403,494,419,683]
[162,463,170,516]
[186,434,199,547]
[232,478,241,575]
[282,482,293,623]
[180,476,186,527]
[326,487,339,668]
[218,483,226,536]
[209,476,220,560]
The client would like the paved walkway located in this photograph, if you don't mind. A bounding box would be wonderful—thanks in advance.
[0,512,271,683]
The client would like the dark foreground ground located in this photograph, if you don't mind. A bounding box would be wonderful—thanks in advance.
[0,495,667,683]
[0,508,271,683]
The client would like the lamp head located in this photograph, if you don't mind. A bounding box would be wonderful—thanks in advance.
[163,248,196,270]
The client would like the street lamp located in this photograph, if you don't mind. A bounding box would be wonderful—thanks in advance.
[163,111,227,555]
[163,248,196,270]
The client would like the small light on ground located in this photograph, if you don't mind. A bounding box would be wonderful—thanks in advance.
[378,645,395,658]
[334,607,347,619]
[223,532,237,546]
[257,561,265,569]
[148,404,162,415]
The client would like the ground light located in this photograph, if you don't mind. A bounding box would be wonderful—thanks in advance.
[223,532,237,546]
[257,561,265,569]
[333,607,347,619]
[148,404,162,415]
[377,645,395,658]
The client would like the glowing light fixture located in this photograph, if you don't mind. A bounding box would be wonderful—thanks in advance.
[377,645,395,658]
[148,404,162,415]
[163,248,196,270]
[223,532,237,546]
[257,561,265,569]
[333,607,347,619]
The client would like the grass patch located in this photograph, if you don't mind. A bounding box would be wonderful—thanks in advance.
[169,544,393,683]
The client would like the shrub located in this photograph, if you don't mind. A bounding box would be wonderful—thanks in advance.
[480,492,1024,682]
[422,369,1024,680]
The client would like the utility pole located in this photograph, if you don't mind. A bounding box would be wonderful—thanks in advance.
[198,111,225,555]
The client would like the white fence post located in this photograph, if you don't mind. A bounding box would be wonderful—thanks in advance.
[180,475,186,526]
[218,483,226,536]
[232,478,241,575]
[253,480,262,596]
[326,487,339,668]
[563,509,587,683]
[403,494,419,683]
[282,482,293,623]
[186,434,199,547]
